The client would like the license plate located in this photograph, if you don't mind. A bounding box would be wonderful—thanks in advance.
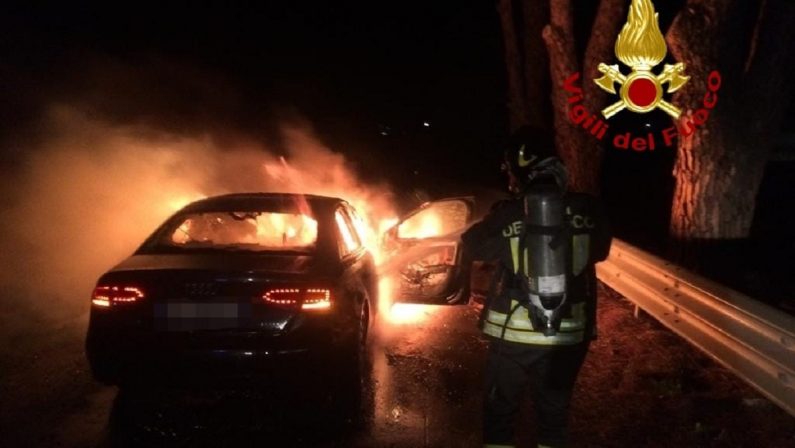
[154,303,252,331]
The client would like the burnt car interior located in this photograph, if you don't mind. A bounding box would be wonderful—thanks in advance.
[382,197,474,305]
[167,211,319,252]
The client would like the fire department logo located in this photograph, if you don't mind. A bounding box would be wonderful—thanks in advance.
[594,0,689,119]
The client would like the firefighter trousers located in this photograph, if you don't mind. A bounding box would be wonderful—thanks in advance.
[483,339,590,448]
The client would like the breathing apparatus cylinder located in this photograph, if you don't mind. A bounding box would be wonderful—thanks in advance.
[522,183,568,336]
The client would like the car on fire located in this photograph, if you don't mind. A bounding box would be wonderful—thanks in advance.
[86,192,474,389]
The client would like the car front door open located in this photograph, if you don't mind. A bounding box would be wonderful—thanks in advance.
[380,197,474,305]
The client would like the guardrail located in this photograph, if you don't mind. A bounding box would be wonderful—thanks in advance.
[595,239,795,417]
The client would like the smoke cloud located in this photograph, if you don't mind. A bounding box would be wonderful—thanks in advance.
[0,104,396,324]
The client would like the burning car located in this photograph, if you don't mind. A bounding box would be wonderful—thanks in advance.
[86,192,474,389]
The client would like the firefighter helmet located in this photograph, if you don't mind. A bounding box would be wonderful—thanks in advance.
[502,127,565,193]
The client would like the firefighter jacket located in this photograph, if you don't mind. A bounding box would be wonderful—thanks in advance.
[461,191,611,346]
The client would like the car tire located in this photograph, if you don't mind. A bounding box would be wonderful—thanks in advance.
[342,297,369,384]
[327,296,370,421]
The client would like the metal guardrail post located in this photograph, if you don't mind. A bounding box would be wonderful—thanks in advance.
[595,239,795,417]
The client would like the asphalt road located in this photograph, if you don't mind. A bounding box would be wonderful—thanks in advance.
[0,303,488,448]
[1,289,793,447]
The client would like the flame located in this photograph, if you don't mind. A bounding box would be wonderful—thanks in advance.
[259,212,317,246]
[3,108,441,328]
[377,277,436,324]
[335,210,359,252]
[388,303,436,324]
[397,211,443,239]
[167,194,206,212]
[164,144,437,325]
[259,156,442,323]
[379,217,399,234]
[615,0,667,69]
[260,156,397,264]
[170,211,319,247]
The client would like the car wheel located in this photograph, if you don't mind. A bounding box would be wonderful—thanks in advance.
[345,297,369,384]
[327,296,370,420]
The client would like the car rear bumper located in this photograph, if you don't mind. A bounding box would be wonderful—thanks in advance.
[86,309,357,385]
[88,346,318,387]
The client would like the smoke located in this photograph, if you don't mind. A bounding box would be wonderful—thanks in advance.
[0,104,396,324]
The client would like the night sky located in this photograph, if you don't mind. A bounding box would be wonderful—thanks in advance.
[1,1,792,242]
[1,1,508,198]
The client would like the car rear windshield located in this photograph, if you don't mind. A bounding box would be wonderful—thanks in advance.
[152,211,319,253]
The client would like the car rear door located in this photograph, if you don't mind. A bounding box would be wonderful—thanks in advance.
[380,197,474,305]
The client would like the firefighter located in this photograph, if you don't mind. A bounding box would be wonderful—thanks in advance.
[461,127,611,448]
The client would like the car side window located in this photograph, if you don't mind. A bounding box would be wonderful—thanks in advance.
[335,207,361,256]
[344,204,368,246]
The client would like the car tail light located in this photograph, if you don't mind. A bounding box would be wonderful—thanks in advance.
[262,288,332,311]
[302,289,331,310]
[92,285,145,307]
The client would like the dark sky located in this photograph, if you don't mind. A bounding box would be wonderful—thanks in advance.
[2,1,792,200]
[1,1,508,194]
[3,1,795,293]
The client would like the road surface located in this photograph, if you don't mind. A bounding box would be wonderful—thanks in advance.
[1,285,793,447]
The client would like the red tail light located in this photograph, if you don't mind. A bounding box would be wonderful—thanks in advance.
[92,285,145,307]
[262,288,332,310]
[303,289,331,310]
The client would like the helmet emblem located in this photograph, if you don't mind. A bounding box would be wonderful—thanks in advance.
[518,144,537,167]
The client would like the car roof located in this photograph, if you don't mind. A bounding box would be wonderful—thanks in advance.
[181,192,346,213]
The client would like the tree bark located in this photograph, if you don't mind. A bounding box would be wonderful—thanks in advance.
[542,0,585,190]
[578,0,628,193]
[543,0,626,194]
[519,0,550,129]
[667,0,795,242]
[498,0,529,131]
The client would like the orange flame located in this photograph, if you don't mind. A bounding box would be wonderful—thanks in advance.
[160,142,438,324]
[259,155,441,324]
[259,213,318,246]
[378,277,436,325]
[397,212,443,239]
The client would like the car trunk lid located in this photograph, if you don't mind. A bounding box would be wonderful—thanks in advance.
[104,253,327,334]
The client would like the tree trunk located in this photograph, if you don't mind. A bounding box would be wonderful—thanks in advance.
[497,0,529,131]
[519,0,550,129]
[542,0,587,191]
[543,0,626,194]
[667,0,795,242]
[577,0,628,193]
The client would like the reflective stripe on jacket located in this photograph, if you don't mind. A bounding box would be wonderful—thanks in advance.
[482,299,586,345]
